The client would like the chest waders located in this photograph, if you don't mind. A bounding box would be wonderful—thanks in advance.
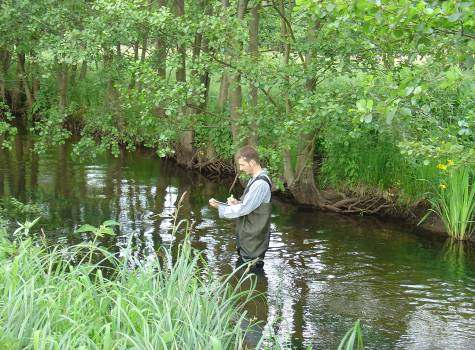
[236,175,272,262]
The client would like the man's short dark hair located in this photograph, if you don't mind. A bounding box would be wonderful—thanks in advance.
[237,145,260,164]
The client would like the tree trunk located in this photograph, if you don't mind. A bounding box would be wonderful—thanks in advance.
[129,41,140,90]
[56,62,68,117]
[79,60,87,80]
[103,51,121,120]
[248,2,259,146]
[0,49,10,102]
[174,0,193,166]
[216,74,229,113]
[206,0,228,161]
[200,38,211,110]
[0,72,4,102]
[192,26,209,111]
[11,51,22,112]
[216,0,230,114]
[276,1,321,205]
[155,0,167,79]
[70,63,77,88]
[291,132,321,205]
[280,0,294,188]
[138,1,151,92]
[0,147,4,196]
[17,53,34,110]
[31,58,40,101]
[141,34,148,63]
[290,20,323,205]
[152,0,167,118]
[229,75,242,144]
[229,0,248,145]
[174,0,186,83]
[138,35,148,92]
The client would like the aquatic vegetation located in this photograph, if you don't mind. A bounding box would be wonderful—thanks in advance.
[338,320,364,350]
[0,197,43,222]
[0,222,257,349]
[431,166,475,240]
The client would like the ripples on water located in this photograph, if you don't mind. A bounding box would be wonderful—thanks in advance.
[1,137,474,349]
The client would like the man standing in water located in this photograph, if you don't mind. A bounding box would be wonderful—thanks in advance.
[209,146,272,269]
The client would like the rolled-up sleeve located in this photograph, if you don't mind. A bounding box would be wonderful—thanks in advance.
[218,180,270,219]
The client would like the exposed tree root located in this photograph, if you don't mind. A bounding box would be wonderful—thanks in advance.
[174,152,395,216]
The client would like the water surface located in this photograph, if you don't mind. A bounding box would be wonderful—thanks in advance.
[1,136,474,349]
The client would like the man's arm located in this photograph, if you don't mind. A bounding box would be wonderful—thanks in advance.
[218,180,270,219]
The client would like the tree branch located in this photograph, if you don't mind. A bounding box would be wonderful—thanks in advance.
[210,54,279,108]
[271,0,306,66]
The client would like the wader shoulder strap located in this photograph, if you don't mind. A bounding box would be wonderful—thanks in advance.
[242,174,272,198]
[254,175,272,190]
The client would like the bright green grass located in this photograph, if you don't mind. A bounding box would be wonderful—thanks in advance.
[321,136,439,204]
[0,228,256,349]
[431,167,475,240]
[338,320,364,350]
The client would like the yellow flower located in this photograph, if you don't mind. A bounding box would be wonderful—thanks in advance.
[436,163,447,171]
[447,159,454,166]
[439,183,447,190]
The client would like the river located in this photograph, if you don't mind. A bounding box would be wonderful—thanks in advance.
[1,136,474,349]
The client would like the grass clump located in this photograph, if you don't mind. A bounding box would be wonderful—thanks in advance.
[431,165,475,240]
[0,221,256,349]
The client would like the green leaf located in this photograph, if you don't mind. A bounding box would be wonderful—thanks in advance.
[356,99,367,112]
[447,12,461,22]
[160,330,176,344]
[210,336,223,350]
[98,226,115,236]
[385,108,396,125]
[400,107,412,116]
[366,99,373,110]
[103,220,120,227]
[75,224,97,234]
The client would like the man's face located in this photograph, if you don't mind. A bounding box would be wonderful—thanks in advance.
[238,158,253,175]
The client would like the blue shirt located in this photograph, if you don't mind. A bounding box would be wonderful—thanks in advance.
[218,169,271,219]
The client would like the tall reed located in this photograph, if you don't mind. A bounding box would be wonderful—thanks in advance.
[0,225,257,349]
[432,166,475,240]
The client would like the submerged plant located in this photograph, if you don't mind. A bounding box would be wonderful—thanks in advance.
[431,166,475,240]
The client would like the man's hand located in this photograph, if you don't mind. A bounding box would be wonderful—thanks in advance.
[228,197,241,205]
[208,198,220,209]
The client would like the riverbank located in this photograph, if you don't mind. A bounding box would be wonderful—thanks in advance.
[0,130,453,238]
[166,149,448,237]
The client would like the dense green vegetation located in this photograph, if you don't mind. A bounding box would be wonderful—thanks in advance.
[0,216,258,349]
[1,0,474,237]
[430,166,475,240]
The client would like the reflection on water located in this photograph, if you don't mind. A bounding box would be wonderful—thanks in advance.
[1,136,475,350]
